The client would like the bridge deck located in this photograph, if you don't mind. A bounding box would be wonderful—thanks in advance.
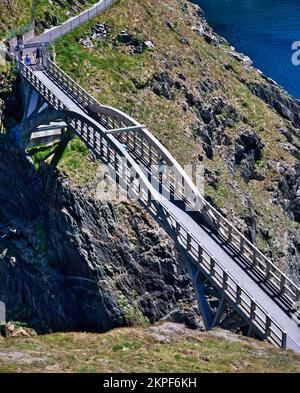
[28,67,300,353]
[162,198,300,352]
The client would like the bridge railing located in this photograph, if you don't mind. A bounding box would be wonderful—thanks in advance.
[34,0,117,44]
[46,60,206,209]
[62,108,289,350]
[20,62,293,349]
[204,203,300,304]
[44,59,300,308]
[67,114,289,351]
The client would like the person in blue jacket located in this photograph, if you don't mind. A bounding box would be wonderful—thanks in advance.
[25,54,31,66]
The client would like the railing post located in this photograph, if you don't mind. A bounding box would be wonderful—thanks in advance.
[114,149,118,172]
[250,299,256,320]
[240,237,245,253]
[282,331,287,349]
[280,275,286,294]
[149,145,152,165]
[236,285,242,305]
[223,271,228,291]
[252,248,258,267]
[265,315,271,338]
[227,224,232,242]
[107,142,111,162]
[266,261,271,280]
[198,245,203,264]
[147,189,152,207]
[210,258,215,277]
[187,233,192,251]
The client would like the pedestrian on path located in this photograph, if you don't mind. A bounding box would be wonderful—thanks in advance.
[25,54,31,66]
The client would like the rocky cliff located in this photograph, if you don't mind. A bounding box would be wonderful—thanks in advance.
[0,136,200,333]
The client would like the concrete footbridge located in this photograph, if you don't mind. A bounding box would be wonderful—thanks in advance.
[9,0,300,353]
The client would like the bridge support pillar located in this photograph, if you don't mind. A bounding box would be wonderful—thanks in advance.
[154,202,214,330]
[49,128,73,168]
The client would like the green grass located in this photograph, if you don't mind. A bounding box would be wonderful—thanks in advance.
[28,137,100,188]
[0,0,33,39]
[0,324,300,372]
[117,294,150,327]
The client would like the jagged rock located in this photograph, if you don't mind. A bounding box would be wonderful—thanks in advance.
[160,308,204,330]
[1,322,37,338]
[197,125,213,159]
[144,40,155,49]
[79,23,109,48]
[284,229,300,286]
[204,168,220,190]
[117,30,135,44]
[229,51,253,68]
[185,91,197,107]
[79,37,94,49]
[247,81,300,128]
[275,164,300,223]
[177,72,186,81]
[234,128,265,182]
[152,70,175,100]
[166,20,175,31]
[116,30,150,54]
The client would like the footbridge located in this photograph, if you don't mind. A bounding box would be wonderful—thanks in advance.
[9,0,300,353]
[14,57,300,353]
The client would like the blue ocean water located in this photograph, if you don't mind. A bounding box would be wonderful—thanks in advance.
[195,0,300,99]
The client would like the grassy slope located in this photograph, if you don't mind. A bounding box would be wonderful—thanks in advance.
[1,323,300,372]
[53,0,299,268]
[0,0,33,38]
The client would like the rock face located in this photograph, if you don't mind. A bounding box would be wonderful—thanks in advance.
[115,29,153,54]
[152,70,175,100]
[234,129,265,182]
[0,136,200,333]
[247,80,300,128]
[275,164,300,223]
[79,23,109,49]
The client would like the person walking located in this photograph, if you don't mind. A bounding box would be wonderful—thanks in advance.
[25,54,31,66]
[35,47,41,64]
